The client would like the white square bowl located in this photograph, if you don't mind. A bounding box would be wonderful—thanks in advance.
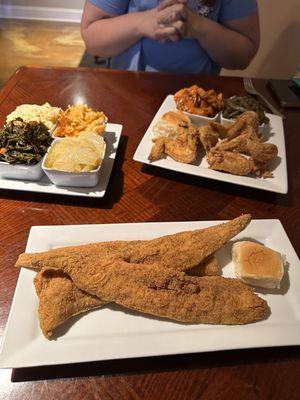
[42,138,106,188]
[0,158,44,181]
[180,110,220,127]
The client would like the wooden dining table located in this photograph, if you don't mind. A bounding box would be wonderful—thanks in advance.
[0,66,300,400]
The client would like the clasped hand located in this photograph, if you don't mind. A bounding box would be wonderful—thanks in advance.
[153,0,194,43]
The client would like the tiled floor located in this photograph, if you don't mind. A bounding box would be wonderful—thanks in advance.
[0,19,85,87]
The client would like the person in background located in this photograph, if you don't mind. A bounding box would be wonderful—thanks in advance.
[81,0,260,73]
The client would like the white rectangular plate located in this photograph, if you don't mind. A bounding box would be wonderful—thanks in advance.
[133,96,288,194]
[0,123,122,198]
[1,219,300,368]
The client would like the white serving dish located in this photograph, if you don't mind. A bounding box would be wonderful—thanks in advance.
[0,158,44,181]
[42,138,106,188]
[0,219,300,368]
[133,95,288,194]
[0,123,122,198]
[182,109,220,126]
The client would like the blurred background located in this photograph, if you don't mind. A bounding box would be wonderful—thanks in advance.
[0,0,299,87]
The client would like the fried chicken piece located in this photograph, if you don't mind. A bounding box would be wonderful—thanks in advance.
[188,255,219,277]
[210,112,260,140]
[213,134,249,153]
[148,137,166,161]
[151,125,199,164]
[16,215,251,274]
[149,121,198,164]
[164,128,198,163]
[207,150,255,176]
[247,141,278,177]
[198,126,219,153]
[34,268,105,338]
[59,259,269,325]
[227,111,260,139]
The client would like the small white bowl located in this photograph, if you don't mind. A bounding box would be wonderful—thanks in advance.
[182,110,220,127]
[0,158,44,181]
[42,139,105,187]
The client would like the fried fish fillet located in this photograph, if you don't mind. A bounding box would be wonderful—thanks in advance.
[59,259,270,325]
[35,255,220,338]
[34,268,105,338]
[188,255,219,277]
[16,214,251,273]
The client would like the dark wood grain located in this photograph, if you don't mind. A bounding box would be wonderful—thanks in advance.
[0,66,299,400]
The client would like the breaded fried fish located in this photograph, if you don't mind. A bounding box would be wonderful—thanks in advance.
[35,255,220,338]
[59,259,270,325]
[16,214,251,273]
[34,268,105,338]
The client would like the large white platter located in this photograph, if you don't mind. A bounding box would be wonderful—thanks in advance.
[0,123,122,198]
[133,96,288,194]
[1,219,300,368]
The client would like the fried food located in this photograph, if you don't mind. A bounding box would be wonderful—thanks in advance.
[174,85,224,117]
[207,150,255,176]
[198,125,219,152]
[188,255,219,277]
[210,111,260,140]
[149,115,199,164]
[34,268,104,338]
[16,215,251,273]
[54,104,107,138]
[17,215,258,338]
[59,259,269,325]
[35,255,219,338]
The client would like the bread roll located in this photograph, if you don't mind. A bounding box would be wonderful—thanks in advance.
[153,111,191,139]
[232,241,284,289]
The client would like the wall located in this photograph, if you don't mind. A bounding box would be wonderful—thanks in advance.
[221,0,300,79]
[1,0,299,78]
[0,0,84,8]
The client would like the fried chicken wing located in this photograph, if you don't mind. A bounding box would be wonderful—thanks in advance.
[210,112,260,140]
[163,128,198,163]
[198,126,219,153]
[149,119,199,164]
[148,137,166,161]
[207,150,255,176]
[59,259,269,325]
[212,134,249,153]
[247,141,278,177]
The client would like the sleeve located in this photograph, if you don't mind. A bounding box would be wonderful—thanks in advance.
[219,0,258,22]
[88,0,129,15]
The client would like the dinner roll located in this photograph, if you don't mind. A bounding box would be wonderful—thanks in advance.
[232,241,284,289]
[153,111,191,139]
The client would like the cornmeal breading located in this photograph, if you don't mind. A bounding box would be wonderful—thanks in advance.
[54,104,107,137]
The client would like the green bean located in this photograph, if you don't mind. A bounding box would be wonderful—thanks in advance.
[223,96,269,125]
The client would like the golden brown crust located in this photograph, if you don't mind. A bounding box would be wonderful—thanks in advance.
[34,268,105,338]
[61,259,270,325]
[16,215,251,274]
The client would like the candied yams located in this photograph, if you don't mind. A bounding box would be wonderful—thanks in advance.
[174,84,224,117]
